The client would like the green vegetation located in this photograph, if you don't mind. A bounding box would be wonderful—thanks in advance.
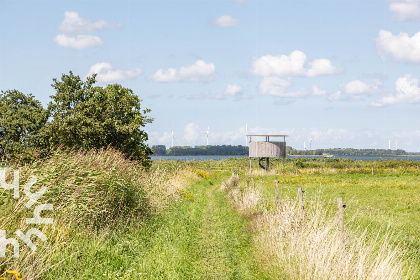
[0,90,48,162]
[1,71,153,165]
[165,145,249,156]
[1,148,419,279]
[288,147,419,156]
[0,147,199,279]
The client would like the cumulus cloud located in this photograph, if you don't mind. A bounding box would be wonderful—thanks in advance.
[259,77,307,98]
[342,79,381,96]
[85,62,142,83]
[389,0,420,21]
[59,11,122,33]
[312,85,327,96]
[149,60,215,82]
[54,34,103,49]
[187,83,249,100]
[224,83,242,95]
[376,30,420,63]
[251,50,340,78]
[184,122,201,143]
[372,74,420,107]
[214,15,240,27]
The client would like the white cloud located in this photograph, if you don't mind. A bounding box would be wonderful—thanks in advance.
[307,58,339,77]
[54,34,103,49]
[342,79,381,96]
[150,60,215,82]
[187,83,249,100]
[59,11,122,33]
[224,83,242,95]
[312,85,327,96]
[259,77,307,98]
[85,62,142,83]
[372,74,420,106]
[389,0,420,21]
[214,15,240,27]
[184,122,201,143]
[252,50,340,78]
[328,91,342,101]
[376,30,420,63]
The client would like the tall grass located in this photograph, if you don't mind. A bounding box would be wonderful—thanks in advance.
[221,174,415,279]
[0,147,198,279]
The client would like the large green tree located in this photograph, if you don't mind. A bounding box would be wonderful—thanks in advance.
[0,90,48,161]
[43,71,153,165]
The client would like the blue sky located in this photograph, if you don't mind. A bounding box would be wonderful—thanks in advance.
[1,0,420,151]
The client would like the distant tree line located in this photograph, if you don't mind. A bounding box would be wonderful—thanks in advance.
[151,145,418,157]
[288,147,415,156]
[151,145,249,156]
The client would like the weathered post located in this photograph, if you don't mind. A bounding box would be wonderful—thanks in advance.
[337,197,345,244]
[275,180,280,208]
[298,187,304,219]
[251,178,255,190]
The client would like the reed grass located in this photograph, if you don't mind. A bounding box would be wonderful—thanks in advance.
[0,147,198,279]
[222,174,415,279]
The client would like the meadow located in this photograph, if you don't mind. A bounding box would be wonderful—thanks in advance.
[0,153,419,279]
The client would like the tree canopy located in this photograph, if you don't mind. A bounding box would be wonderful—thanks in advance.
[0,90,48,161]
[1,72,153,165]
[42,71,153,164]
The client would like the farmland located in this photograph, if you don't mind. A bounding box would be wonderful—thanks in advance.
[1,153,419,279]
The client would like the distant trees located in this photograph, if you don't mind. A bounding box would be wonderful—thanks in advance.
[1,72,153,165]
[165,145,249,156]
[0,90,48,161]
[288,147,408,156]
[152,145,166,155]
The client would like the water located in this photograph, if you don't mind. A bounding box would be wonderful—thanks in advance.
[150,155,420,161]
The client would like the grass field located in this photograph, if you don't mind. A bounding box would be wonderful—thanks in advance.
[1,153,419,279]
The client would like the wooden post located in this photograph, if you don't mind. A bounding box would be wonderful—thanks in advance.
[371,167,374,175]
[275,180,280,208]
[298,187,304,219]
[337,197,345,244]
[295,168,298,176]
[251,178,255,190]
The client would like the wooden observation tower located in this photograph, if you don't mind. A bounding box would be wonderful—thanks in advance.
[247,134,288,171]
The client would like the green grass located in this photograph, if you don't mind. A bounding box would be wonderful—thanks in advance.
[43,172,267,279]
[2,155,419,279]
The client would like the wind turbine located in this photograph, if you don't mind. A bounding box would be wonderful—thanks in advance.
[204,126,210,146]
[309,139,313,150]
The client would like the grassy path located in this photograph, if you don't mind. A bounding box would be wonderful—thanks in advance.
[46,173,268,279]
[135,174,264,280]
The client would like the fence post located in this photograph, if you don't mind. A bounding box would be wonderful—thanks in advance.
[371,167,374,175]
[275,180,280,208]
[337,197,345,244]
[251,178,255,190]
[298,187,304,219]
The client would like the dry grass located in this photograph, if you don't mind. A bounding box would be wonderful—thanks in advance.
[221,174,414,280]
[0,147,198,279]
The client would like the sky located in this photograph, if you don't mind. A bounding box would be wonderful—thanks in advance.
[1,0,420,152]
